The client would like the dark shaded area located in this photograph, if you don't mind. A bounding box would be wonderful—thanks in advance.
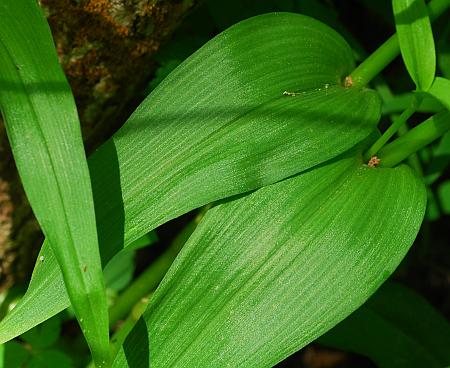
[88,142,125,266]
[123,318,150,368]
[276,344,376,368]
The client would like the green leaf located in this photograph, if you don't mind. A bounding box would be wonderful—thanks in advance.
[113,151,426,367]
[28,350,72,368]
[425,130,450,185]
[437,180,450,214]
[319,282,450,368]
[0,1,109,365]
[378,111,450,168]
[393,0,436,91]
[0,13,381,342]
[425,188,441,221]
[381,92,443,115]
[428,76,450,110]
[21,315,61,349]
[0,342,30,368]
[126,231,158,251]
[104,250,136,293]
[104,232,158,293]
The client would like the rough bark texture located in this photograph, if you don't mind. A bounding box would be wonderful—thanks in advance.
[0,0,197,291]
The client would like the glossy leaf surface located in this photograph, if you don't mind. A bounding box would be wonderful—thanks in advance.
[0,1,109,364]
[0,13,381,342]
[113,152,426,367]
[393,0,436,90]
[320,282,450,368]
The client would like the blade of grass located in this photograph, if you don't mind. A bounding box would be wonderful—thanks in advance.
[0,1,109,366]
[393,0,436,91]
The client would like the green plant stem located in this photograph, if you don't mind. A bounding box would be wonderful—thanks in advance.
[87,294,152,368]
[378,111,450,168]
[349,35,399,88]
[365,95,422,159]
[108,231,187,327]
[349,0,450,88]
[397,123,423,176]
[108,208,208,327]
[110,294,151,359]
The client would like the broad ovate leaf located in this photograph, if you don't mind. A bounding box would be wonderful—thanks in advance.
[0,1,109,364]
[0,13,380,341]
[113,151,426,367]
[393,0,436,91]
[320,282,450,368]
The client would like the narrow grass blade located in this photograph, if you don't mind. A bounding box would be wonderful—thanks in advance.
[113,151,426,367]
[393,0,436,91]
[320,282,450,368]
[0,1,109,365]
[0,13,380,342]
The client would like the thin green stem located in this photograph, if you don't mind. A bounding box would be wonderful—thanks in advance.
[110,294,151,359]
[348,0,450,88]
[365,95,422,160]
[108,228,188,327]
[378,111,450,168]
[349,35,399,88]
[397,122,423,176]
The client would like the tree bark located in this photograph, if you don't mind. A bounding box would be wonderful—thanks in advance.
[0,0,197,291]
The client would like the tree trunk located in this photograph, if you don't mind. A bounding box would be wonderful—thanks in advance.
[0,0,197,291]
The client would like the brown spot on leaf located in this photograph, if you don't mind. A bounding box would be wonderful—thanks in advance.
[367,156,381,168]
[344,75,353,88]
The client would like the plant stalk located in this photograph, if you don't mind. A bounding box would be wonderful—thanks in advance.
[349,0,450,88]
[110,294,151,359]
[397,123,424,176]
[365,95,422,159]
[378,111,450,168]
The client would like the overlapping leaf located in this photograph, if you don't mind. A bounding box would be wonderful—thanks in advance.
[0,1,109,365]
[0,13,381,341]
[393,0,436,91]
[428,76,450,110]
[112,152,426,367]
[320,282,450,368]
